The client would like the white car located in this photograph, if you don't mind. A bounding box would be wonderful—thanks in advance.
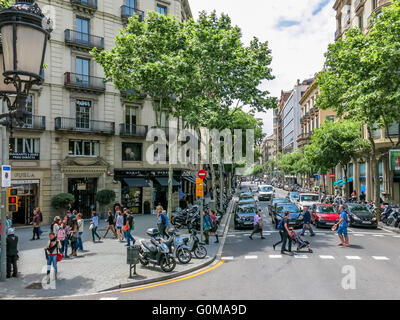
[296,193,320,210]
[257,185,275,203]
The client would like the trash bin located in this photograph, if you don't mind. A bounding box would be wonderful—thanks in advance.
[144,201,151,215]
[127,245,140,278]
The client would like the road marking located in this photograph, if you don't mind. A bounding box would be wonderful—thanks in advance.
[393,236,400,238]
[121,260,225,293]
[269,255,282,259]
[346,256,362,260]
[353,234,365,237]
[294,255,308,259]
[372,256,390,260]
[227,234,236,237]
[221,256,234,260]
[244,255,258,260]
[373,235,385,237]
[319,255,335,260]
[100,297,119,300]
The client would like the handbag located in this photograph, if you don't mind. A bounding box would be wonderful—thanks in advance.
[89,223,94,231]
[122,224,129,232]
[56,253,63,262]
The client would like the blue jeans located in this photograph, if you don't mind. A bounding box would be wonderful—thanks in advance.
[124,230,135,247]
[63,239,69,257]
[301,223,315,236]
[77,232,83,251]
[47,255,57,273]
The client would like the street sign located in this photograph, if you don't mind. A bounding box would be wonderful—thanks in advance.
[198,170,207,180]
[196,178,204,197]
[329,174,336,179]
[1,165,11,188]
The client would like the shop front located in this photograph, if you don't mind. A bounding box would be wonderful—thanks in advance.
[10,180,40,225]
[68,178,98,218]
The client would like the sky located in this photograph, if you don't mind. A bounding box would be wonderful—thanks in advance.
[188,0,337,136]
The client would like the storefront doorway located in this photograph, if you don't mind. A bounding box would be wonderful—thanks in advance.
[11,183,39,225]
[68,178,97,218]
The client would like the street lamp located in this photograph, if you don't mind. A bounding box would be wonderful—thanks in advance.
[0,0,52,281]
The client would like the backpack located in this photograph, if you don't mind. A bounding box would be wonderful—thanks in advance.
[161,213,167,225]
[277,219,285,231]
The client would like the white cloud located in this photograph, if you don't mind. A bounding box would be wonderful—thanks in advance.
[188,0,336,135]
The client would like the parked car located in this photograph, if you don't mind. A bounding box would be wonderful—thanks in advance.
[296,193,320,210]
[272,203,303,229]
[269,198,291,216]
[238,192,253,202]
[257,185,274,203]
[344,203,378,228]
[234,204,257,230]
[288,192,300,203]
[310,204,340,228]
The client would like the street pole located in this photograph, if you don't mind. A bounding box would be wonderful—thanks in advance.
[200,195,203,242]
[1,100,8,281]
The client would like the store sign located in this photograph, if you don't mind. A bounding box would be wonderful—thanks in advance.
[1,165,11,188]
[9,152,40,160]
[389,149,400,172]
[115,169,182,178]
[11,180,40,185]
[77,183,86,190]
[76,100,91,107]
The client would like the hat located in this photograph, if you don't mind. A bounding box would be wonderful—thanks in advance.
[7,228,15,235]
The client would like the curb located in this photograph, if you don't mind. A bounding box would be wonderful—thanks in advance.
[379,223,400,234]
[100,199,235,293]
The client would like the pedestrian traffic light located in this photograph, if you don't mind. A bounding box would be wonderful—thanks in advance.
[7,188,19,212]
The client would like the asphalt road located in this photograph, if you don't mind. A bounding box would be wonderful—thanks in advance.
[68,182,400,300]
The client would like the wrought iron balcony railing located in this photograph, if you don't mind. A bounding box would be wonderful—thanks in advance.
[65,29,104,50]
[14,115,46,130]
[121,6,145,21]
[70,0,97,10]
[55,117,115,135]
[120,124,148,138]
[64,72,106,92]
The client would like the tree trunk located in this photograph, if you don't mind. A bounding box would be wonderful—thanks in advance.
[209,148,217,208]
[343,165,348,199]
[367,127,381,220]
[167,165,173,222]
[219,158,224,213]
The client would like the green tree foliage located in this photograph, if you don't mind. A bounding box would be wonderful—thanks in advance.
[95,189,116,206]
[51,193,75,210]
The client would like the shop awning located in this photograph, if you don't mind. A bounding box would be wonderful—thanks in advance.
[155,177,180,187]
[123,178,150,187]
[183,176,196,184]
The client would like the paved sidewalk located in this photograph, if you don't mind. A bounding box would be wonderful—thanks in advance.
[0,207,231,299]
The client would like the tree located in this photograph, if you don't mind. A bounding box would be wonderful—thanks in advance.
[317,2,400,216]
[304,120,370,195]
[51,193,75,210]
[95,189,116,216]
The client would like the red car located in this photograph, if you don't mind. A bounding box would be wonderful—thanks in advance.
[311,204,340,228]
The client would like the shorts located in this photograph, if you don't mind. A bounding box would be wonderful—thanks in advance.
[337,226,348,236]
[117,226,122,231]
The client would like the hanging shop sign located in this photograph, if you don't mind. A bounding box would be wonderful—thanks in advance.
[389,149,400,172]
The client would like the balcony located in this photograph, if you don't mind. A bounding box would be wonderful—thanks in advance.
[55,117,115,135]
[70,0,97,15]
[121,6,145,22]
[65,29,104,51]
[14,115,46,131]
[120,124,148,138]
[64,72,105,94]
[120,89,147,100]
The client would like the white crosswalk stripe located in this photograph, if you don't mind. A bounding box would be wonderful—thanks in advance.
[294,255,308,259]
[269,255,283,259]
[372,256,390,260]
[221,256,234,260]
[100,297,119,300]
[373,235,385,237]
[245,255,258,260]
[346,256,362,260]
[319,255,335,259]
[353,234,365,237]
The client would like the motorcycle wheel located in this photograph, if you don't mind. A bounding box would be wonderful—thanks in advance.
[160,256,176,272]
[177,248,192,264]
[194,245,207,259]
[171,216,177,225]
[139,251,149,266]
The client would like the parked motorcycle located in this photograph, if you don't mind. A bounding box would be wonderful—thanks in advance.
[163,228,192,264]
[138,228,176,272]
[183,230,207,259]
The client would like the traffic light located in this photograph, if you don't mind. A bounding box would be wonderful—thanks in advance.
[7,188,19,212]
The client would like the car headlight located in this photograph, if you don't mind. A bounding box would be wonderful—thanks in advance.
[372,217,377,221]
[297,215,303,220]
[318,216,324,221]
[353,215,361,221]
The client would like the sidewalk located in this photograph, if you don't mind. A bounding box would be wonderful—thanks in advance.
[379,222,400,234]
[0,206,232,299]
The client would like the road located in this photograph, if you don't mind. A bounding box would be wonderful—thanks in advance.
[67,182,400,300]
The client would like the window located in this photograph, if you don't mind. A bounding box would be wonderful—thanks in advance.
[326,115,334,122]
[126,0,136,8]
[9,138,40,160]
[122,143,142,161]
[69,140,99,157]
[358,14,363,30]
[76,57,90,85]
[76,17,89,43]
[76,100,91,129]
[24,95,34,127]
[372,0,378,10]
[125,106,137,127]
[157,4,167,15]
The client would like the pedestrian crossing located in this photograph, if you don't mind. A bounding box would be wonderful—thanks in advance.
[224,231,400,239]
[221,254,395,261]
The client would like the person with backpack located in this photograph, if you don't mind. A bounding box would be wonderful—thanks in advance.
[44,232,61,284]
[57,220,69,259]
[280,211,293,255]
[249,210,265,240]
[6,228,18,278]
[203,210,212,245]
[123,210,135,247]
[209,210,219,243]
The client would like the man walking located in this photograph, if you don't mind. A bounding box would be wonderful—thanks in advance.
[281,211,293,255]
[300,206,315,237]
[156,207,167,239]
[36,207,43,236]
[249,210,265,240]
[124,211,135,247]
[6,228,18,278]
[30,210,41,240]
[333,205,349,247]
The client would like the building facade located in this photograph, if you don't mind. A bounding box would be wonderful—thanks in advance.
[261,134,276,164]
[0,0,195,225]
[333,0,399,204]
[276,90,292,156]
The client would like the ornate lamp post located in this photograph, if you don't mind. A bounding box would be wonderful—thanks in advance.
[0,0,52,281]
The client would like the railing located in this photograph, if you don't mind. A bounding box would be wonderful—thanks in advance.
[15,115,46,130]
[121,6,145,21]
[70,0,98,9]
[65,29,104,50]
[120,124,148,137]
[55,117,115,135]
[64,72,106,91]
[120,89,147,99]
[386,123,399,138]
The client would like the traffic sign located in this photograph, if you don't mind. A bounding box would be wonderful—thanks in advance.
[329,174,336,179]
[196,178,204,197]
[1,165,11,188]
[198,170,207,180]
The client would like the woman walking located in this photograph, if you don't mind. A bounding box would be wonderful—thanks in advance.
[77,213,84,251]
[44,232,61,283]
[90,211,102,243]
[209,210,219,243]
[103,210,117,239]
[69,219,79,257]
[58,220,70,259]
[203,210,212,245]
[115,210,124,242]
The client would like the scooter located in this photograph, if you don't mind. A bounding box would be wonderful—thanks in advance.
[163,228,192,264]
[138,228,176,272]
[183,230,207,259]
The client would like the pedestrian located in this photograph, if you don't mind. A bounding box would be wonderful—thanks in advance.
[162,210,169,237]
[249,210,265,240]
[69,219,79,257]
[156,206,167,239]
[36,207,43,236]
[103,210,117,239]
[30,210,41,240]
[90,211,102,243]
[44,232,61,284]
[51,216,61,235]
[360,191,366,203]
[115,210,124,242]
[67,202,73,213]
[280,211,293,255]
[123,210,135,247]
[272,218,284,251]
[333,205,350,247]
[351,190,357,202]
[203,210,211,245]
[6,215,12,229]
[6,228,18,278]
[209,210,219,243]
[300,206,315,237]
[57,220,69,259]
[209,188,214,200]
[77,213,84,251]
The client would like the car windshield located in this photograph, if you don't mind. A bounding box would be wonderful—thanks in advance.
[273,198,289,205]
[318,206,335,214]
[238,206,257,214]
[239,199,254,204]
[290,193,300,198]
[240,193,253,199]
[349,205,372,217]
[300,195,319,202]
[276,204,299,214]
[260,186,273,192]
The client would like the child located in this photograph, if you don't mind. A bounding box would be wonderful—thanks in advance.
[44,232,61,283]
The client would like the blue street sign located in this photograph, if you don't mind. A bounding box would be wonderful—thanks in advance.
[333,179,343,186]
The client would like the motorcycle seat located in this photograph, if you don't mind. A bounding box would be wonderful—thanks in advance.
[142,241,158,253]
